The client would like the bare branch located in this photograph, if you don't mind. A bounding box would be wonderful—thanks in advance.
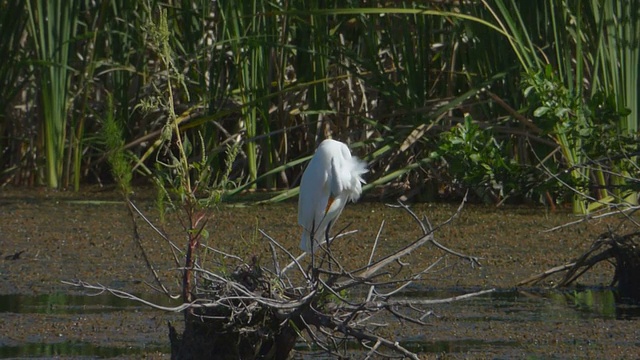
[335,324,420,360]
[260,229,309,281]
[368,220,385,266]
[364,339,383,360]
[384,288,495,306]
[68,187,487,359]
[128,199,183,259]
[543,206,639,233]
[124,199,178,298]
[517,262,577,286]
[280,229,360,275]
[337,195,473,291]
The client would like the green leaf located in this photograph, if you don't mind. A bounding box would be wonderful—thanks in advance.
[523,85,534,98]
[534,106,550,117]
[555,108,570,118]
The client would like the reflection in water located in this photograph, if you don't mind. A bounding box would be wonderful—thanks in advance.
[0,292,174,314]
[1,288,639,358]
[402,338,519,355]
[0,292,175,359]
[294,286,640,358]
[0,342,167,359]
[397,286,640,320]
[387,287,640,357]
[551,287,640,320]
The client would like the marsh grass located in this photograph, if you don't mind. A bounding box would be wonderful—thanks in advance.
[2,1,638,212]
[101,94,132,195]
[478,0,639,213]
[26,0,80,189]
[128,9,241,313]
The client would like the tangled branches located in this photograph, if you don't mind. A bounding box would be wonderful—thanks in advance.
[519,229,640,299]
[66,197,491,359]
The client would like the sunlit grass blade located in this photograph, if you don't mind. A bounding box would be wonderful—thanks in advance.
[26,0,80,188]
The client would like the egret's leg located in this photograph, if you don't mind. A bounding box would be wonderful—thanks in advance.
[310,219,317,282]
[310,223,315,278]
[325,221,332,271]
[311,244,315,280]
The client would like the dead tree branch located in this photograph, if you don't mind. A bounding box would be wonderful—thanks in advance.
[518,230,640,299]
[68,196,491,359]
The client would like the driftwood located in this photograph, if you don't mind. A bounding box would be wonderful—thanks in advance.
[518,230,640,299]
[66,195,493,359]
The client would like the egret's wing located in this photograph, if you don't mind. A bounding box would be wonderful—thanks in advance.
[298,167,329,227]
[298,157,331,251]
[330,145,367,202]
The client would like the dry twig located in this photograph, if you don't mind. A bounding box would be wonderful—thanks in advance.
[68,196,492,359]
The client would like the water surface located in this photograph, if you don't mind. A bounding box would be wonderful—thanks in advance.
[1,188,639,358]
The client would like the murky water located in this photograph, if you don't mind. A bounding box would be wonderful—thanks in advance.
[1,188,640,358]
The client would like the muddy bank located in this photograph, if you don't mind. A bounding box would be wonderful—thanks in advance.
[1,187,639,358]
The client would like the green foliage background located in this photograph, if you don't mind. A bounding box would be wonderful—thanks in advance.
[1,0,638,212]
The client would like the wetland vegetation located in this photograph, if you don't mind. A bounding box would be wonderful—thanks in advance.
[2,0,640,358]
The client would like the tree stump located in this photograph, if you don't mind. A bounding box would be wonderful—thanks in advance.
[168,263,298,360]
[519,230,640,301]
[610,232,640,299]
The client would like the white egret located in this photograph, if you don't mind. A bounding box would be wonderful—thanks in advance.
[298,139,368,253]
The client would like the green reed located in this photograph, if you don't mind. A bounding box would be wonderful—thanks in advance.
[3,1,637,212]
[26,0,80,188]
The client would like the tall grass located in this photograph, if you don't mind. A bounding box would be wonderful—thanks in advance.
[0,0,30,182]
[26,0,80,189]
[0,0,28,119]
[586,1,639,207]
[3,1,638,210]
[589,0,640,134]
[101,94,132,195]
[476,0,639,213]
[221,0,271,189]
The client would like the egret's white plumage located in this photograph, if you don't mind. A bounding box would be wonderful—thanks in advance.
[298,139,368,252]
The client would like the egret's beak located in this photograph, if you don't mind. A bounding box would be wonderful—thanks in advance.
[325,196,335,214]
